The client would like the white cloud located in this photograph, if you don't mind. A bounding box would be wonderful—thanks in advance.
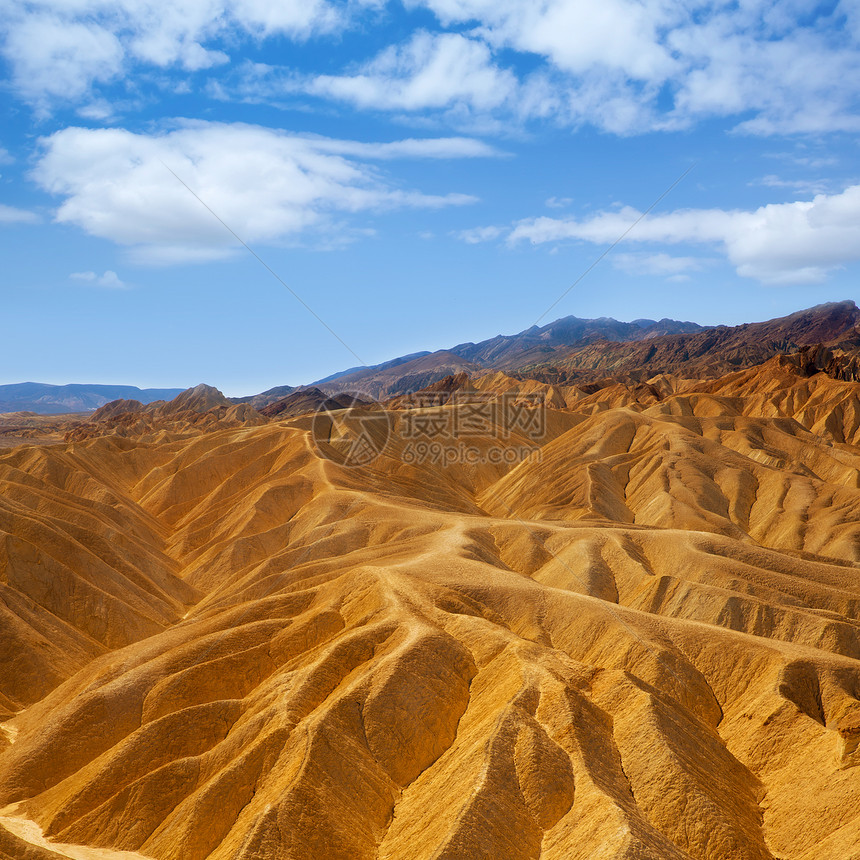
[70,269,127,288]
[784,155,839,170]
[5,0,860,134]
[612,252,708,277]
[0,0,356,109]
[668,16,860,135]
[305,135,504,160]
[306,31,519,113]
[228,0,342,38]
[507,185,860,284]
[460,0,677,80]
[755,175,834,197]
[77,100,119,121]
[241,28,664,133]
[456,224,503,244]
[0,203,38,223]
[545,196,571,209]
[3,14,124,107]
[32,121,483,263]
[300,1,860,135]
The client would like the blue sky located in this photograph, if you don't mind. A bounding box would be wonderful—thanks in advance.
[2,0,859,395]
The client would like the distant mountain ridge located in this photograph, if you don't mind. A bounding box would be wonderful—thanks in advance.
[449,314,705,369]
[8,302,860,414]
[307,301,860,398]
[0,382,185,415]
[520,300,860,384]
[299,314,707,401]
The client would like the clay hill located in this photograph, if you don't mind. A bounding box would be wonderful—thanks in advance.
[2,305,860,859]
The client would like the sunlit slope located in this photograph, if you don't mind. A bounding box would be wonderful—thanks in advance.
[692,353,860,445]
[1,374,859,860]
[481,403,860,560]
[0,439,198,711]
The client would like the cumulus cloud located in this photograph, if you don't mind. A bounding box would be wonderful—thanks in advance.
[507,185,860,284]
[3,14,124,106]
[70,270,127,288]
[400,0,860,134]
[669,17,860,135]
[418,0,678,80]
[295,0,859,134]
[32,121,484,263]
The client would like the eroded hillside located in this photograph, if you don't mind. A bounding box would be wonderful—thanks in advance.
[1,356,859,860]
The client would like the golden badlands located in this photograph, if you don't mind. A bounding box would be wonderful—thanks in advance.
[1,355,859,860]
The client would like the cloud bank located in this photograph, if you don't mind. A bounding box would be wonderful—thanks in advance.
[4,1,860,134]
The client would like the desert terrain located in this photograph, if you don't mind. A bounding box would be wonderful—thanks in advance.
[1,304,860,859]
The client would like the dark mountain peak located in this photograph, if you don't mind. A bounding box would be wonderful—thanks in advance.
[260,387,372,419]
[258,384,297,398]
[424,372,473,393]
[747,300,860,347]
[90,399,146,422]
[447,313,705,369]
[230,384,297,410]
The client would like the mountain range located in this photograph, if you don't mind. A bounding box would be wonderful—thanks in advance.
[7,302,859,414]
[263,300,860,403]
[0,383,184,415]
